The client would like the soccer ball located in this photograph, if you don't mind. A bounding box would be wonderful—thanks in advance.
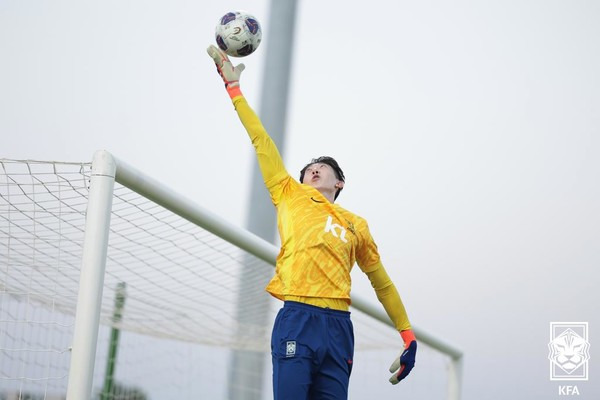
[215,11,262,58]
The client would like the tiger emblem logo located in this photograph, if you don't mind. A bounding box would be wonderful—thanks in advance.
[548,327,590,375]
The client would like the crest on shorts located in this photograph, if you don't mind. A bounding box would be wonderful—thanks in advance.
[548,322,590,380]
[286,341,296,357]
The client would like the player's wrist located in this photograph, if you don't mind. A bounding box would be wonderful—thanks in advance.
[226,83,242,99]
[400,329,416,348]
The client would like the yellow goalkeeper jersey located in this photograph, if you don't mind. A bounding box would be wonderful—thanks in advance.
[233,96,381,305]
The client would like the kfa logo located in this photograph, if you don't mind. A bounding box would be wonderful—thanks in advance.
[558,386,580,396]
[548,322,590,381]
[324,216,347,243]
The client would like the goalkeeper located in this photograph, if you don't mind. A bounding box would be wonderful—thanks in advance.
[207,45,417,400]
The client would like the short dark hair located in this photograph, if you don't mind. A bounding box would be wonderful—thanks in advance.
[299,156,345,200]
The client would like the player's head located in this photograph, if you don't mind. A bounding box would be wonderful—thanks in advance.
[300,156,345,200]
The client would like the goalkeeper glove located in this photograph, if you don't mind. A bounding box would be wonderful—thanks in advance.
[389,329,417,384]
[206,44,245,99]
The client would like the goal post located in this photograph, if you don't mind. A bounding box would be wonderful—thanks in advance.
[1,150,463,400]
[66,151,116,400]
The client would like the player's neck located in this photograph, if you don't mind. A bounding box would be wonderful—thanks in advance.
[318,189,336,204]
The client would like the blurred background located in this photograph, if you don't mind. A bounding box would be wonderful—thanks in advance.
[1,0,599,399]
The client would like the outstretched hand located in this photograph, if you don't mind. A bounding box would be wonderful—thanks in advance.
[207,45,245,94]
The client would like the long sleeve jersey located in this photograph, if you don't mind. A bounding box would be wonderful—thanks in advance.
[232,95,411,332]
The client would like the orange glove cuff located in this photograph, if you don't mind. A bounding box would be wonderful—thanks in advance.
[400,329,416,347]
[227,86,242,99]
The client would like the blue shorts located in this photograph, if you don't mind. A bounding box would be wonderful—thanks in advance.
[271,301,354,400]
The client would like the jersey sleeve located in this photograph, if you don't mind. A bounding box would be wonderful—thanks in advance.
[366,262,412,332]
[232,95,291,204]
[355,219,381,272]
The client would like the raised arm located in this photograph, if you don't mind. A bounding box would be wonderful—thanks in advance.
[207,45,288,189]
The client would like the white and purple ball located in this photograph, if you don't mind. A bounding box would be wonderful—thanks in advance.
[215,11,262,58]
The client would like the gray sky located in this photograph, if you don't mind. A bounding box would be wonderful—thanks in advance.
[1,0,599,399]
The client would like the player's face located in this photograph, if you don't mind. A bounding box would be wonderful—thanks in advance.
[303,163,344,194]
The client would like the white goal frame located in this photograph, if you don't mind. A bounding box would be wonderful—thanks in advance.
[65,150,463,400]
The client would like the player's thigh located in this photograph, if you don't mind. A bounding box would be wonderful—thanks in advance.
[271,307,318,400]
[308,316,354,399]
[308,355,351,400]
[272,353,313,400]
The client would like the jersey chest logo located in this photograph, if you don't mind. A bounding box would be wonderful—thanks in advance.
[324,215,348,243]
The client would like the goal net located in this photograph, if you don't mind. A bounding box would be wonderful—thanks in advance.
[0,153,462,400]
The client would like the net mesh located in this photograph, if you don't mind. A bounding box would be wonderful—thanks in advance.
[0,158,453,399]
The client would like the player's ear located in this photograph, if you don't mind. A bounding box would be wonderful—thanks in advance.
[335,181,345,189]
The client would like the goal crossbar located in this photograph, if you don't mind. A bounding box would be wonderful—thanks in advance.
[65,150,463,400]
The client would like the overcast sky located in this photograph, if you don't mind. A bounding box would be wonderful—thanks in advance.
[1,0,599,399]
